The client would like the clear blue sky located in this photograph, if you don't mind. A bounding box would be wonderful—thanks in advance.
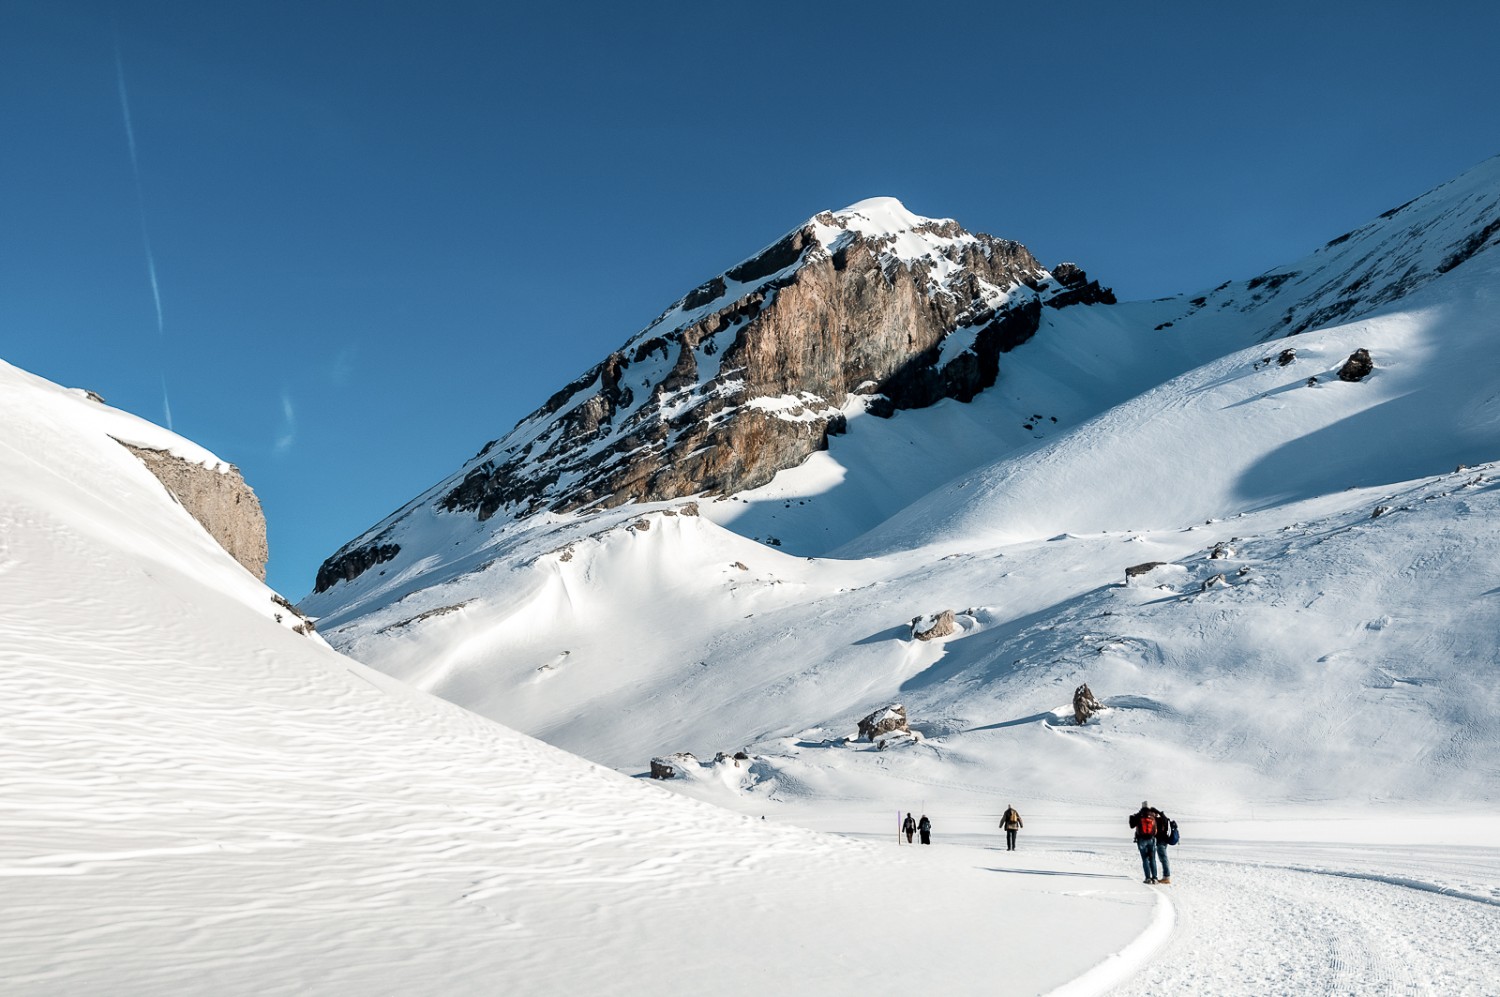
[4,0,1498,596]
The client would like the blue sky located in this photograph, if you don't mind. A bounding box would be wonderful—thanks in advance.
[3,0,1498,596]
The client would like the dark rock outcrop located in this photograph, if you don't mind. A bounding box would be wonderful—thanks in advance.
[116,441,268,580]
[649,753,698,780]
[315,541,400,594]
[1073,683,1104,725]
[1044,262,1117,308]
[858,704,910,741]
[1338,348,1375,382]
[1125,561,1167,580]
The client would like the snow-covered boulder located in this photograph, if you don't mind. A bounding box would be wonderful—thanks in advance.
[858,704,910,741]
[650,752,698,779]
[911,609,958,641]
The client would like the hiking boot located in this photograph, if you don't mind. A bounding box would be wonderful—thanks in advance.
[1158,877,1172,884]
[1144,877,1154,883]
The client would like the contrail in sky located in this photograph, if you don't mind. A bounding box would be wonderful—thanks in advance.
[113,37,172,428]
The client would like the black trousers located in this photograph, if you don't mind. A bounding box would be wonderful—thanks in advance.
[919,830,931,844]
[1006,828,1018,850]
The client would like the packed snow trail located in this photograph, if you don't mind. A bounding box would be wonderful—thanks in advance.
[1107,839,1500,995]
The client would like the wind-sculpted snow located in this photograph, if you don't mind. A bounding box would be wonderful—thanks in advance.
[0,359,1165,994]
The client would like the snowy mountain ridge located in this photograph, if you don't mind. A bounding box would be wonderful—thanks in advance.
[311,196,1114,592]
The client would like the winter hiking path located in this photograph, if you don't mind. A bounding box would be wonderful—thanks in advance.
[818,830,1500,995]
[1104,839,1500,995]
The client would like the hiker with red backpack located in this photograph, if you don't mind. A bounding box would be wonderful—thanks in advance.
[1129,801,1163,883]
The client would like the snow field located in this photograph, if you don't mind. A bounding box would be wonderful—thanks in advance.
[0,361,1163,995]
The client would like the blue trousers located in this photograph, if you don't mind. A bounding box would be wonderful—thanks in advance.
[1157,842,1171,879]
[1137,837,1159,880]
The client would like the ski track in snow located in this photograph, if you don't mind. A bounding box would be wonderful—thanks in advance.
[1107,841,1500,995]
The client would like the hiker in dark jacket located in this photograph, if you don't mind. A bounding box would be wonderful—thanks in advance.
[999,805,1024,851]
[1153,809,1176,884]
[902,812,916,844]
[918,815,932,845]
[1128,801,1160,883]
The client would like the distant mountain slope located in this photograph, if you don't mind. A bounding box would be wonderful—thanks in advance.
[0,360,1155,995]
[302,155,1500,819]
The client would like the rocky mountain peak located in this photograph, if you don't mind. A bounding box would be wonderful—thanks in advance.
[313,201,1114,593]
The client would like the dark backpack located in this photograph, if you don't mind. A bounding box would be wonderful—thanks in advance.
[1168,820,1180,846]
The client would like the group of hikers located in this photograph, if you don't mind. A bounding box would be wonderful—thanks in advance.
[1129,801,1179,884]
[898,801,1181,884]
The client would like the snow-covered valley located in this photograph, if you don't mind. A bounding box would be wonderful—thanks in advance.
[7,151,1500,994]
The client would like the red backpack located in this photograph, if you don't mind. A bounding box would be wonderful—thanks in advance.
[1139,813,1157,835]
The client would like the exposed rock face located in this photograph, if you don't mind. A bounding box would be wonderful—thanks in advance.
[315,541,400,594]
[1125,561,1167,580]
[117,441,268,580]
[912,610,957,641]
[313,199,1114,591]
[1338,348,1375,382]
[1072,683,1103,725]
[858,704,910,741]
[650,752,698,779]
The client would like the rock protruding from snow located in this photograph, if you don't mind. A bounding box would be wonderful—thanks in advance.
[1338,348,1375,382]
[650,753,698,780]
[858,704,910,741]
[117,441,269,581]
[1125,561,1167,580]
[912,609,958,641]
[1072,684,1104,726]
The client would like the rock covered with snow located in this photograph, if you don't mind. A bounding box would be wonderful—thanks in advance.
[650,752,697,779]
[857,704,910,741]
[911,609,958,641]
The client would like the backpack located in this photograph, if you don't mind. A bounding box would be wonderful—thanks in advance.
[1168,820,1180,846]
[1139,813,1156,836]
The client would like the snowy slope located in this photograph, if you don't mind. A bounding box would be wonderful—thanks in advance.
[0,359,1163,994]
[302,154,1500,832]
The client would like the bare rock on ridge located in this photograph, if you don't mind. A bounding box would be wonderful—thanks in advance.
[117,441,269,581]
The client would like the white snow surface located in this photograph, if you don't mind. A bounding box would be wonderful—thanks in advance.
[2,359,1174,994]
[301,159,1500,997]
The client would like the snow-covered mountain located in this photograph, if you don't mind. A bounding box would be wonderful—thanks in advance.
[1,358,1174,994]
[302,156,1500,820]
[311,197,1112,592]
